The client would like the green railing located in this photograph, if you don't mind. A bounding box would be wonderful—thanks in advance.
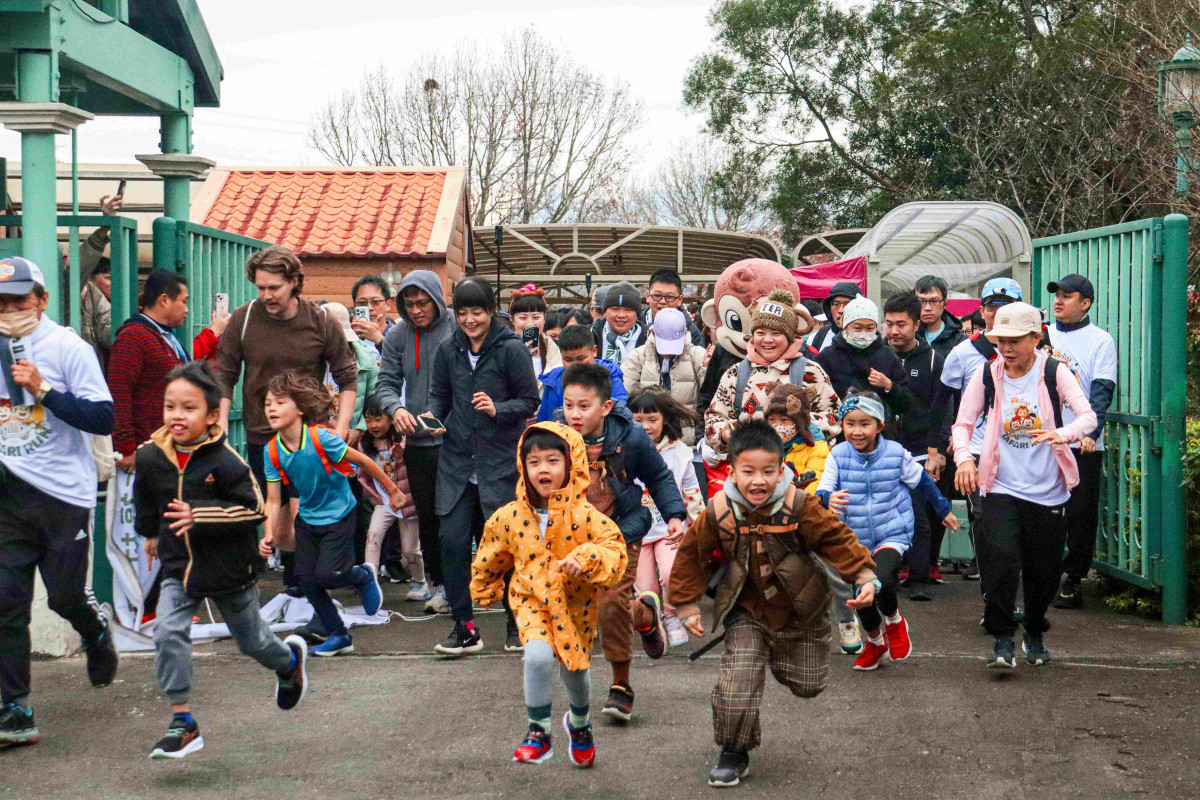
[1032,215,1189,623]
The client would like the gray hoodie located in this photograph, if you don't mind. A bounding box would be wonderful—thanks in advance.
[376,270,457,447]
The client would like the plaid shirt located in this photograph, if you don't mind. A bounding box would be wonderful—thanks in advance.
[106,316,187,456]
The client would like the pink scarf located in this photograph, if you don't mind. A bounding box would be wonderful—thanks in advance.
[745,337,805,366]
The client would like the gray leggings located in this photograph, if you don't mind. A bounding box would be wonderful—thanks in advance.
[155,578,292,704]
[523,639,591,713]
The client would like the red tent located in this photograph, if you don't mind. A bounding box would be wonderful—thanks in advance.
[790,255,867,300]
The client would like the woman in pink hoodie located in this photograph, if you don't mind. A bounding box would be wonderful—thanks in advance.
[952,302,1096,671]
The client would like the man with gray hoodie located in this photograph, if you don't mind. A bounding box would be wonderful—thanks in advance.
[377,271,457,614]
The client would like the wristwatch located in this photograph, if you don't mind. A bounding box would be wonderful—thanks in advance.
[34,380,52,402]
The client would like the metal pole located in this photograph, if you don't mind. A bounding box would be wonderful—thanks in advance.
[1158,213,1188,624]
[16,51,61,318]
[1175,128,1192,200]
[159,113,192,226]
[494,224,503,298]
[67,126,81,332]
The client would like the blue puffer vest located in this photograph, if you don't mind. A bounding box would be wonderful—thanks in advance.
[828,438,913,552]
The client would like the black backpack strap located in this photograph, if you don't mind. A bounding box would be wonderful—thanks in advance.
[1044,356,1062,426]
[982,364,995,421]
[812,326,828,350]
[733,359,753,416]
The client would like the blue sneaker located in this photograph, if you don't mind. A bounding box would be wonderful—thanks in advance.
[988,636,1017,669]
[1022,633,1052,666]
[311,633,354,657]
[359,564,383,616]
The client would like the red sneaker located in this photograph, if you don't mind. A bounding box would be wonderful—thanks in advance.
[899,567,910,582]
[852,635,889,671]
[562,712,595,768]
[513,724,553,764]
[886,615,912,661]
[928,565,945,584]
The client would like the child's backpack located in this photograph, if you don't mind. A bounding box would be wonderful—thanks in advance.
[267,425,357,487]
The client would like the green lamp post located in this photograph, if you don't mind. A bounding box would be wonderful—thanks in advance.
[1158,34,1200,199]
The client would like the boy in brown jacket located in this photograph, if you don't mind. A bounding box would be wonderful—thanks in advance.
[669,419,878,788]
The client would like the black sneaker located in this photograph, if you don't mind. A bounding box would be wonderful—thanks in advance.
[601,682,634,722]
[0,703,37,745]
[963,560,980,581]
[1022,633,1052,666]
[433,621,483,657]
[275,635,308,710]
[380,562,411,584]
[988,636,1017,669]
[636,591,667,659]
[505,619,524,653]
[1053,577,1084,609]
[708,746,750,787]
[294,621,329,644]
[283,585,305,598]
[83,625,119,688]
[149,717,204,760]
[908,584,933,602]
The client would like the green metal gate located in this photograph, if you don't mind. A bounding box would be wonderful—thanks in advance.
[1032,214,1189,623]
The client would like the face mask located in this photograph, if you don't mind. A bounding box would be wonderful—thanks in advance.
[0,309,39,338]
[844,330,876,349]
[772,423,797,442]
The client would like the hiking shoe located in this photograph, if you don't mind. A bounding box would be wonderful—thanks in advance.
[963,561,980,581]
[275,635,308,710]
[312,633,354,657]
[359,564,383,616]
[424,585,451,615]
[0,703,37,745]
[505,620,524,653]
[405,580,432,602]
[635,591,668,659]
[562,712,596,768]
[83,624,119,688]
[294,621,329,644]
[708,746,750,787]
[839,620,862,654]
[852,635,889,671]
[885,616,912,662]
[1053,577,1084,610]
[988,636,1017,669]
[513,723,553,764]
[1022,633,1052,666]
[434,621,483,657]
[149,717,204,760]
[665,615,689,647]
[601,682,634,722]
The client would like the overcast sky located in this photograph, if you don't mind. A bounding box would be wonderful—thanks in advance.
[0,0,718,170]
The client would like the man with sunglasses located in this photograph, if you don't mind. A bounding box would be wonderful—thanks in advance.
[640,268,703,346]
[914,275,967,359]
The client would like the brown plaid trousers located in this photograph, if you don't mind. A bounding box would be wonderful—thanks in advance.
[711,615,831,750]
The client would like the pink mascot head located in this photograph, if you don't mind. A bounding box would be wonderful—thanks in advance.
[701,259,816,358]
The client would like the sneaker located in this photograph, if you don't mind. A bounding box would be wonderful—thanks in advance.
[283,585,305,598]
[359,564,383,616]
[601,682,634,722]
[885,616,912,661]
[562,712,595,768]
[909,584,933,602]
[852,635,889,671]
[434,621,483,657]
[839,620,862,654]
[512,723,553,764]
[1053,577,1084,610]
[312,633,354,657]
[294,621,329,644]
[963,561,980,581]
[405,581,432,602]
[1013,607,1025,624]
[664,615,689,647]
[899,567,910,583]
[83,624,119,688]
[149,717,204,760]
[266,551,279,571]
[275,635,308,710]
[988,636,1017,669]
[928,565,945,584]
[424,586,451,615]
[0,703,37,745]
[505,620,524,653]
[708,746,750,788]
[1022,633,1052,666]
[380,563,411,584]
[635,591,668,659]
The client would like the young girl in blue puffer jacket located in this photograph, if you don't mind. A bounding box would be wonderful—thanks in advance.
[817,391,958,671]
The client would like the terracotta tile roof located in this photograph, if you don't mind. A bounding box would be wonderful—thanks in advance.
[200,169,460,257]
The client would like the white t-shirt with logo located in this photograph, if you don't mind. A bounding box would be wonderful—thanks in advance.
[1048,322,1117,451]
[941,338,989,456]
[0,317,112,508]
[991,364,1070,506]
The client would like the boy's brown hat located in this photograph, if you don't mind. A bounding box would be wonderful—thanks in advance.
[765,383,815,446]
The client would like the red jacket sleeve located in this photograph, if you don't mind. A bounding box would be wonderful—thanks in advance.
[192,328,219,363]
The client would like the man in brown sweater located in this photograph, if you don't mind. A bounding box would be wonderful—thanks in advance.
[669,419,877,788]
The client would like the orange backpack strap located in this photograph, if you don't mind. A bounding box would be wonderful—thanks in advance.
[308,425,357,479]
[267,436,289,486]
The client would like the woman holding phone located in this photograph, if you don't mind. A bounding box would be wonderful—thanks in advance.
[508,284,562,395]
[425,277,541,657]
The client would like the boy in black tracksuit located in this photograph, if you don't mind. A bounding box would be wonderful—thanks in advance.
[135,362,308,760]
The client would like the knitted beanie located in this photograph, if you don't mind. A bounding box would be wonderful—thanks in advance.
[603,281,643,314]
[765,383,815,445]
[841,295,879,328]
[750,289,800,344]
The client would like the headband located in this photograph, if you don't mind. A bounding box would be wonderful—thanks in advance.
[837,395,886,424]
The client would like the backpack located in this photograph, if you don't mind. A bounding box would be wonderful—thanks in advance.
[733,355,807,416]
[981,357,1063,426]
[970,332,997,361]
[266,425,356,487]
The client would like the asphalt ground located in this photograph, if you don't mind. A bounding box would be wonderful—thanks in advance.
[3,575,1198,800]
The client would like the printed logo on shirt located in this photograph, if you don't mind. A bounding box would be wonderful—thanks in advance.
[0,399,51,456]
[1002,395,1041,449]
[640,487,664,525]
[1048,346,1083,383]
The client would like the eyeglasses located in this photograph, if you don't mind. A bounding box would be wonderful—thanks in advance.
[648,292,680,304]
[829,300,850,311]
[403,298,433,310]
[918,298,945,308]
[356,298,389,308]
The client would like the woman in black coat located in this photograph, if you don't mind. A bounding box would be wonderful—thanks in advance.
[425,278,540,656]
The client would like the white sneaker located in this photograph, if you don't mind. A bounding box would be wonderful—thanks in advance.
[839,620,862,654]
[406,581,432,602]
[266,551,279,571]
[664,616,689,647]
[424,585,451,614]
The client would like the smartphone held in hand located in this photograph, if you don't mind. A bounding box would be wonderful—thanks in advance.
[416,415,446,432]
[214,293,229,316]
[354,306,371,322]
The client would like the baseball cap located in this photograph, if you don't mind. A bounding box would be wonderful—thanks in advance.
[1046,273,1094,301]
[653,307,688,356]
[981,277,1023,305]
[322,302,359,343]
[0,257,46,296]
[985,302,1042,340]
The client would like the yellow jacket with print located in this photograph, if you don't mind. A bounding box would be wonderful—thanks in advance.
[785,437,829,493]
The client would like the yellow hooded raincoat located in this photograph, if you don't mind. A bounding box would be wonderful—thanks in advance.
[470,422,628,671]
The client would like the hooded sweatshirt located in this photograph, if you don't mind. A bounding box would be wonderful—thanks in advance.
[809,281,863,352]
[376,270,459,448]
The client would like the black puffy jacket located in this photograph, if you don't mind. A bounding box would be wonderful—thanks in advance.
[815,333,915,421]
[892,338,950,455]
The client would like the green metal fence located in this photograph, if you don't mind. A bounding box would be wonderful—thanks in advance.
[1032,214,1189,623]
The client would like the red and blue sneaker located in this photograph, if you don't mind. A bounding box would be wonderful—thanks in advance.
[562,712,595,768]
[513,723,552,764]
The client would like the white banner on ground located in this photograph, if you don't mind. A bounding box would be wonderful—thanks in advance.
[105,470,161,651]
